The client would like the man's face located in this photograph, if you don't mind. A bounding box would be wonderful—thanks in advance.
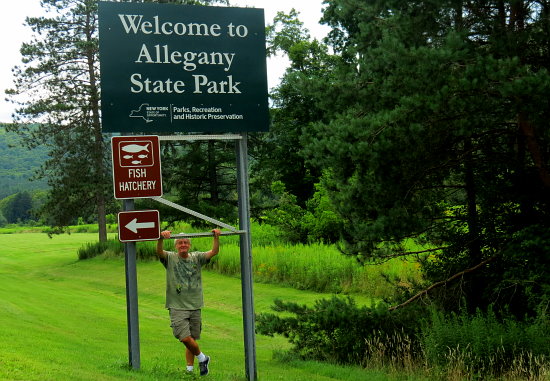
[175,238,191,257]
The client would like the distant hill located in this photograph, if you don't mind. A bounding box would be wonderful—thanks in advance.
[0,125,48,199]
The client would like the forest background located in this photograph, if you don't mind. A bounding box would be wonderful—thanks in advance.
[1,0,550,379]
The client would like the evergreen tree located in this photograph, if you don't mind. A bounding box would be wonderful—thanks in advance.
[0,191,33,223]
[305,0,550,315]
[4,0,230,240]
[5,0,111,240]
[160,139,237,226]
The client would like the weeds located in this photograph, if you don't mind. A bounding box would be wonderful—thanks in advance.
[364,329,417,372]
[76,222,422,297]
[77,240,123,260]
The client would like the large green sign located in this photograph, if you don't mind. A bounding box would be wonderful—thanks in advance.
[99,2,269,133]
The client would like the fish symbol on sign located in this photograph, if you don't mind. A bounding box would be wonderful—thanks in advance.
[137,154,148,159]
[123,155,133,160]
[121,143,150,153]
[131,160,142,165]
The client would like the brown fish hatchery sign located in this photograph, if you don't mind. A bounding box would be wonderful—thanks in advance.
[99,1,269,133]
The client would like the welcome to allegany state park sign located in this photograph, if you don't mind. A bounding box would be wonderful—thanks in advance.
[98,1,269,133]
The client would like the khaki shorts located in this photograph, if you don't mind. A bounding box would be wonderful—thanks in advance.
[169,309,202,341]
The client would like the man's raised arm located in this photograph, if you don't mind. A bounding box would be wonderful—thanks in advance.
[156,230,171,260]
[205,229,221,260]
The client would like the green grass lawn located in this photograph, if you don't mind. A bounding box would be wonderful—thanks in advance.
[0,233,400,381]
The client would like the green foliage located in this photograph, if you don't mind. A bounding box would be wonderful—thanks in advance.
[258,295,550,378]
[160,140,238,226]
[0,125,48,199]
[266,9,310,57]
[0,192,32,223]
[256,296,423,365]
[6,0,114,241]
[263,180,344,244]
[210,242,421,296]
[422,306,550,377]
[0,190,48,226]
[77,239,123,260]
[296,0,550,317]
[251,10,337,216]
[496,225,550,316]
[302,180,345,243]
[77,236,159,261]
[262,181,307,243]
[76,221,421,297]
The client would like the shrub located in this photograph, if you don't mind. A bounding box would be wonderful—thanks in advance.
[77,238,159,261]
[77,240,123,260]
[256,296,424,365]
[263,181,307,244]
[262,181,345,244]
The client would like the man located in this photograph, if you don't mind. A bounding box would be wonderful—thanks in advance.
[156,228,221,376]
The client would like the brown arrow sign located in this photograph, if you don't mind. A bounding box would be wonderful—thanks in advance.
[118,210,160,242]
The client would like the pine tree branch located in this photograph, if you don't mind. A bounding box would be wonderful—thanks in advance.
[378,246,446,260]
[388,255,497,311]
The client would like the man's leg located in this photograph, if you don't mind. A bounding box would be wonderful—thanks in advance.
[181,335,201,356]
[181,336,210,376]
[186,348,194,368]
[170,309,200,372]
[170,309,210,376]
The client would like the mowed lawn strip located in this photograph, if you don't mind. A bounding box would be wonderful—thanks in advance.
[0,233,390,381]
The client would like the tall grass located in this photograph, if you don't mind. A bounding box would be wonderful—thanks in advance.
[207,243,420,297]
[77,222,422,297]
[421,307,550,379]
[364,328,550,381]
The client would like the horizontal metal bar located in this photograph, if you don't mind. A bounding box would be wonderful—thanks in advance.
[158,134,242,141]
[169,231,246,239]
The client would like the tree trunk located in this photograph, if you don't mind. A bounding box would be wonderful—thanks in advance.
[464,138,484,312]
[464,139,481,262]
[518,112,550,189]
[86,7,108,242]
[97,195,108,242]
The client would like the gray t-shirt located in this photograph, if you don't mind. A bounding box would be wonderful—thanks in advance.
[161,251,209,310]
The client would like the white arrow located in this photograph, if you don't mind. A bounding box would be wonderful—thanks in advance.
[125,218,155,233]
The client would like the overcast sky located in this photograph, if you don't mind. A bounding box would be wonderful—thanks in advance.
[0,0,329,122]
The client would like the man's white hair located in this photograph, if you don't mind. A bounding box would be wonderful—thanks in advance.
[175,233,191,243]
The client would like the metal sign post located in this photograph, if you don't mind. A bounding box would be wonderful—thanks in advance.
[236,133,257,381]
[111,134,258,378]
[123,199,141,369]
